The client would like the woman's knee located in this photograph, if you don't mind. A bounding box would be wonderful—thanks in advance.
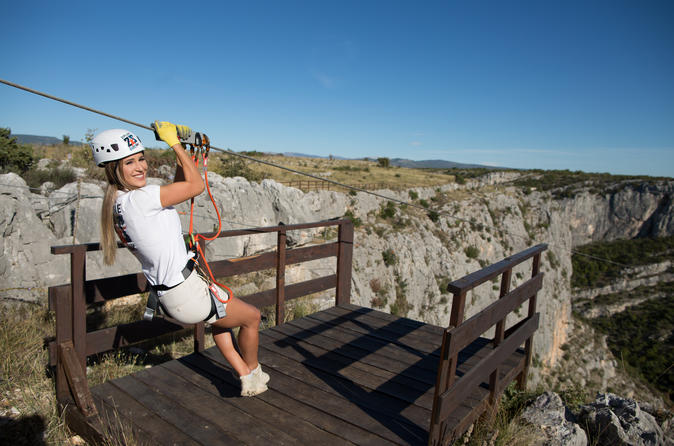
[248,306,261,328]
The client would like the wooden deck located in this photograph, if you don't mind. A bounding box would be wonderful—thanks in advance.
[89,304,525,445]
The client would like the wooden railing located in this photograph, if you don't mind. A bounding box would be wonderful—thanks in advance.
[47,219,354,417]
[428,244,547,446]
[280,180,413,192]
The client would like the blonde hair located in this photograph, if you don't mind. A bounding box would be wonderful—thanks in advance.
[100,159,137,265]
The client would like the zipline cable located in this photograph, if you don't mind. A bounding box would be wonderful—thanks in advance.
[0,78,475,224]
[0,78,643,270]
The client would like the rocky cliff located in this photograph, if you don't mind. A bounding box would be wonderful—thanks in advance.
[1,171,672,393]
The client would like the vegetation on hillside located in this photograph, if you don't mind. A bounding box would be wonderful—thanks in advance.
[512,169,671,199]
[571,236,674,403]
[571,235,674,288]
[591,288,674,401]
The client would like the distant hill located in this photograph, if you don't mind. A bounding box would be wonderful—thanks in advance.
[282,153,498,169]
[390,158,499,169]
[14,134,83,146]
[13,134,497,169]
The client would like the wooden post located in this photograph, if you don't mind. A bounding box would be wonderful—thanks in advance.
[519,253,541,389]
[490,268,512,405]
[70,246,87,376]
[53,286,72,404]
[446,289,467,390]
[276,224,287,325]
[336,220,353,306]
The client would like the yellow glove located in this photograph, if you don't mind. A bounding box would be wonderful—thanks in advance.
[153,121,192,148]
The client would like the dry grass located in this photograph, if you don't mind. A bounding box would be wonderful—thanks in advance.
[209,153,454,189]
[0,298,215,445]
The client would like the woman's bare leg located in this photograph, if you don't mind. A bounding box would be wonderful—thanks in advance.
[210,296,262,373]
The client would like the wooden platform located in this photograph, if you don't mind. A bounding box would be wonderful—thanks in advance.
[88,304,525,445]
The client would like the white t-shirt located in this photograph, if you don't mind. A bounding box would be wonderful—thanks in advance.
[114,185,191,288]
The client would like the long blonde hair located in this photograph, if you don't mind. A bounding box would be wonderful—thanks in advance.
[100,160,136,265]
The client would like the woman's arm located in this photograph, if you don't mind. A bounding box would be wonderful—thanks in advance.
[154,121,205,207]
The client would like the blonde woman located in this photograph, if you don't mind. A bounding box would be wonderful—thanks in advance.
[93,121,269,396]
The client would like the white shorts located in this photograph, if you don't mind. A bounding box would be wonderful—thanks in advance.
[158,269,228,324]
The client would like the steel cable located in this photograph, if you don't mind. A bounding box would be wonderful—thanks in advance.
[0,78,641,270]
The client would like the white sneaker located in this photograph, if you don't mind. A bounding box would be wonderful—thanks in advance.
[252,363,270,385]
[240,370,268,396]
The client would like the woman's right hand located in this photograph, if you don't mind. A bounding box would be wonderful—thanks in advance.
[154,121,192,148]
[154,121,205,207]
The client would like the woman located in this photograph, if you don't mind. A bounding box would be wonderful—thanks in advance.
[92,121,269,396]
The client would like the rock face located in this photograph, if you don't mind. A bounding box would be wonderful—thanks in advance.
[1,171,672,390]
[578,393,665,446]
[521,391,587,446]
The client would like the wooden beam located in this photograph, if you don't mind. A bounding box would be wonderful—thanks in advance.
[447,244,547,295]
[59,341,97,417]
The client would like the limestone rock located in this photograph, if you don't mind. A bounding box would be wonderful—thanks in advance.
[521,391,587,446]
[578,393,664,446]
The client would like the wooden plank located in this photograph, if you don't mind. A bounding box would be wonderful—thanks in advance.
[159,360,350,446]
[326,306,446,342]
[133,366,301,446]
[200,347,425,445]
[240,275,337,309]
[265,323,438,397]
[49,319,190,366]
[256,340,431,426]
[308,309,443,356]
[91,381,199,445]
[260,328,435,411]
[274,318,441,380]
[50,220,347,255]
[437,314,540,421]
[338,304,445,336]
[447,274,543,358]
[178,351,393,446]
[447,244,547,294]
[269,318,441,381]
[110,374,240,444]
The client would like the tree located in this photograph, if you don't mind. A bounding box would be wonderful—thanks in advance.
[0,128,34,173]
[377,157,390,168]
[62,135,70,145]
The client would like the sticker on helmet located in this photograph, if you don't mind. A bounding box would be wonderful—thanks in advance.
[121,133,141,151]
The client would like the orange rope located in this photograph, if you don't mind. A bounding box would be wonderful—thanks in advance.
[186,143,231,303]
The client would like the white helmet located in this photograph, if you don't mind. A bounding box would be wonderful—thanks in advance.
[91,129,145,166]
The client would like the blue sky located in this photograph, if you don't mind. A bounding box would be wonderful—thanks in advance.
[1,0,673,177]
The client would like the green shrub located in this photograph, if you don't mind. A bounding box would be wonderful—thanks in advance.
[419,199,429,208]
[23,165,77,189]
[464,245,480,259]
[379,201,396,219]
[213,155,267,182]
[408,190,418,200]
[382,248,397,266]
[343,210,362,227]
[0,128,35,173]
[427,210,440,222]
